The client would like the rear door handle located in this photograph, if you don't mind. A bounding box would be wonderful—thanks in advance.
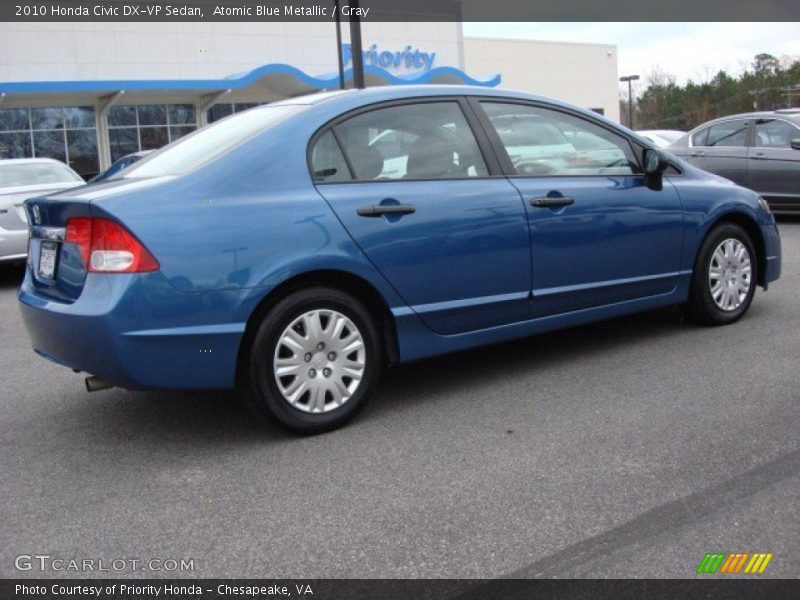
[690,151,705,157]
[530,196,575,208]
[356,204,416,217]
[751,152,766,159]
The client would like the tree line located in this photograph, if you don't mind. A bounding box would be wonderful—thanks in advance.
[621,54,800,131]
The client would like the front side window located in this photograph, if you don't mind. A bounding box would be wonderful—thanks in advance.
[331,102,488,181]
[705,120,749,147]
[691,128,709,147]
[481,102,639,177]
[754,119,799,148]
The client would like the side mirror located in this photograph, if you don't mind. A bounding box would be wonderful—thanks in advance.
[791,139,800,150]
[643,148,669,191]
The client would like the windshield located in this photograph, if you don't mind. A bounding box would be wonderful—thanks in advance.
[0,162,82,188]
[117,105,305,178]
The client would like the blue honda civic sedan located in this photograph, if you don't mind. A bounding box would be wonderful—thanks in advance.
[19,85,781,433]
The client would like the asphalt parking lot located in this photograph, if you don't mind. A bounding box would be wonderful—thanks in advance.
[1,218,798,580]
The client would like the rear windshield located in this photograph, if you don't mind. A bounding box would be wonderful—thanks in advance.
[0,162,82,187]
[117,104,305,178]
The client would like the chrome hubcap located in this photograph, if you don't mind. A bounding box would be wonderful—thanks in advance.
[709,238,751,311]
[273,309,366,414]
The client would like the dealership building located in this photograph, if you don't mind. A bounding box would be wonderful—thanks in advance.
[0,22,619,178]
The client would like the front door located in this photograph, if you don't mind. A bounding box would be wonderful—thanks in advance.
[310,100,532,335]
[749,117,800,210]
[474,100,685,318]
[698,118,751,188]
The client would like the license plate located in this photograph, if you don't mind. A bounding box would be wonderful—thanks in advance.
[38,241,58,279]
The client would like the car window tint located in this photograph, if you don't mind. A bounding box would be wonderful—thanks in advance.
[333,102,488,180]
[481,102,639,177]
[754,119,798,148]
[705,120,748,147]
[310,130,352,182]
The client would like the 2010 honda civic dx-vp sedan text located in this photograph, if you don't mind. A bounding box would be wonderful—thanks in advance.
[18,86,782,433]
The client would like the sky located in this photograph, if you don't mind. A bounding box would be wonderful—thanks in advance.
[463,22,799,91]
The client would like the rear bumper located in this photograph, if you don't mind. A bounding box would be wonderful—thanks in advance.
[18,270,245,390]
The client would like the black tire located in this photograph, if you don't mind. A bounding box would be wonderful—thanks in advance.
[687,222,758,326]
[241,287,382,434]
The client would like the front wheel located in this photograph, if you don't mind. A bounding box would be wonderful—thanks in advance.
[242,287,382,434]
[687,223,758,325]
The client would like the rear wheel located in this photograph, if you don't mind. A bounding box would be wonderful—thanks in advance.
[242,287,382,434]
[687,223,758,325]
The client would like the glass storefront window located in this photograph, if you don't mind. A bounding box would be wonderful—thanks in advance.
[66,129,99,177]
[168,104,196,125]
[0,106,98,178]
[138,104,167,126]
[108,103,198,162]
[0,108,31,132]
[108,105,137,127]
[32,130,67,162]
[31,108,64,130]
[207,102,265,124]
[0,131,33,158]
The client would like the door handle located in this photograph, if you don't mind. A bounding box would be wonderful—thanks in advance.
[356,203,416,217]
[751,152,766,159]
[690,151,705,157]
[530,196,575,208]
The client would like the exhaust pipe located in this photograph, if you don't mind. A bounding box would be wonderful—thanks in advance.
[85,376,114,392]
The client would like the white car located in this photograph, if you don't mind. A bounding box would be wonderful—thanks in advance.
[0,158,83,263]
[637,129,685,148]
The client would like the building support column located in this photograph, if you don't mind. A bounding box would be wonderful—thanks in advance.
[198,89,232,127]
[96,90,125,171]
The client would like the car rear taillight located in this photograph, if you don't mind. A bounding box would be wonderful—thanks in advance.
[65,217,159,273]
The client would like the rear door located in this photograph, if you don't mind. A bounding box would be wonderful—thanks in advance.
[472,99,684,318]
[748,117,800,210]
[311,99,532,335]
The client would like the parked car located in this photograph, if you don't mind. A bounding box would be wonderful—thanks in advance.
[637,129,685,148]
[89,150,154,183]
[0,158,83,263]
[669,109,800,212]
[18,86,781,433]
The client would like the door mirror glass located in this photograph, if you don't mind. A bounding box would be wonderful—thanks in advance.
[791,138,800,150]
[643,148,668,175]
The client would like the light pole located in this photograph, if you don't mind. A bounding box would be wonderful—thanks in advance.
[620,74,640,128]
[349,0,365,89]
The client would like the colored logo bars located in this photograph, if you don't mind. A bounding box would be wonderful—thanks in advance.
[696,552,773,574]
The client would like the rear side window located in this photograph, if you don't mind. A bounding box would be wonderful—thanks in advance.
[705,120,749,147]
[331,102,489,181]
[310,131,352,182]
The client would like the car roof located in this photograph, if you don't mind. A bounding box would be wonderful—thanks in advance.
[270,84,614,127]
[0,157,69,165]
[694,109,800,128]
